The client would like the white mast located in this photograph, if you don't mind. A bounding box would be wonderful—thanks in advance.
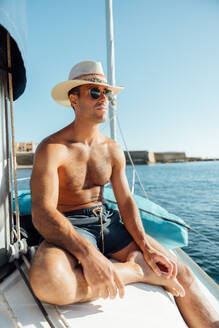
[105,0,116,140]
[0,46,11,267]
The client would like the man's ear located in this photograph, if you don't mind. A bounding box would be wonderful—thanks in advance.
[69,94,79,110]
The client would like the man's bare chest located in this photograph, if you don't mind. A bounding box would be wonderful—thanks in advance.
[58,148,112,191]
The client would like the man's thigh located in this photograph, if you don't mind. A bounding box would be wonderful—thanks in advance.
[29,241,87,305]
[110,240,139,262]
[29,241,78,282]
[110,233,177,263]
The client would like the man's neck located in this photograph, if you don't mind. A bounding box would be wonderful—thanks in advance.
[70,120,102,145]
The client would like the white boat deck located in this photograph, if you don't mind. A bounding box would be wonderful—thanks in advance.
[0,266,187,328]
[0,250,219,328]
[0,250,218,328]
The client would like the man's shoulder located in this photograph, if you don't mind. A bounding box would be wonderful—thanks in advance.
[34,133,69,166]
[36,136,65,153]
[105,137,123,153]
[102,135,121,149]
[37,124,74,153]
[102,137,125,165]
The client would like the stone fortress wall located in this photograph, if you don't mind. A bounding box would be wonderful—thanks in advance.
[15,142,207,167]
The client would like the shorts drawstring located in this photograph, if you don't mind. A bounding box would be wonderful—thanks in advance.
[92,207,104,254]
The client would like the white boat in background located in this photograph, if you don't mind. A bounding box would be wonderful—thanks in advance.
[0,1,218,327]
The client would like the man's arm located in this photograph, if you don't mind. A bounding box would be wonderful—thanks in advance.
[110,144,177,279]
[31,142,124,299]
[31,142,89,258]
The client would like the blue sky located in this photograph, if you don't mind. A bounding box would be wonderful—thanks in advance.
[14,0,219,158]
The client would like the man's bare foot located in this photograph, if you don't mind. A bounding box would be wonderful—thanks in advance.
[127,251,185,298]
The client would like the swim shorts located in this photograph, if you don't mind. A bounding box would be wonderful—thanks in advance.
[63,203,133,257]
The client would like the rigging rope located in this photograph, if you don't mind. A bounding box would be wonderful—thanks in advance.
[117,115,149,199]
[131,168,136,194]
[100,114,137,194]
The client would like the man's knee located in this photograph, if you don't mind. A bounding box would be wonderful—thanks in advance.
[29,256,69,303]
[29,242,79,305]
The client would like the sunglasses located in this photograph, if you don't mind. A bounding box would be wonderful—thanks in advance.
[89,87,114,102]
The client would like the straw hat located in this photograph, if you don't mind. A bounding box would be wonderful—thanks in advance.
[51,61,124,107]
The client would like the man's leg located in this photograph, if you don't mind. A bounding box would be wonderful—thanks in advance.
[110,235,219,328]
[29,240,183,305]
[29,239,219,328]
[29,241,142,305]
[29,241,91,305]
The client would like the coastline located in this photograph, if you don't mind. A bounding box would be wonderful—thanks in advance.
[16,151,219,168]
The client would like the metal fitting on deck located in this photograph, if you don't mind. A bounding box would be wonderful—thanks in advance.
[8,238,28,262]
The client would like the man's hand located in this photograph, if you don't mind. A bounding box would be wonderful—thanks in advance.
[80,248,125,300]
[142,245,177,280]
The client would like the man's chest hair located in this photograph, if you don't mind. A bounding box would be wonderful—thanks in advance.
[59,146,112,190]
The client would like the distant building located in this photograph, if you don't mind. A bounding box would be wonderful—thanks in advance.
[16,142,38,152]
[124,150,187,164]
[154,152,186,163]
[124,151,155,164]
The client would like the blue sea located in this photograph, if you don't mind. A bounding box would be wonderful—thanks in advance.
[17,161,219,284]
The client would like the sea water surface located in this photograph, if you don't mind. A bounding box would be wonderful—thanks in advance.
[17,161,219,284]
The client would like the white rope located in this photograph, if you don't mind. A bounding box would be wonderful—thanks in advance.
[16,177,30,181]
[116,115,149,199]
[7,32,21,241]
[131,168,135,194]
[100,112,148,198]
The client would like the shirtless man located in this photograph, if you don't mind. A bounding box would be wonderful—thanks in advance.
[29,61,219,328]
